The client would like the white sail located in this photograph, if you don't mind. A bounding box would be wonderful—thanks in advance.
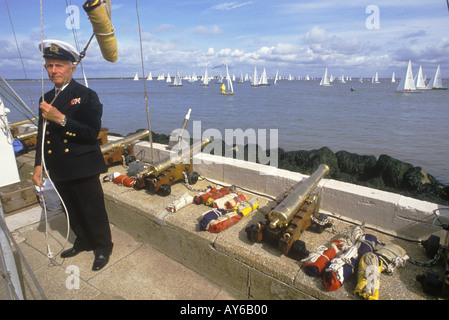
[319,68,331,86]
[396,60,417,92]
[166,73,172,83]
[391,72,395,83]
[147,72,152,81]
[226,64,234,94]
[259,67,268,85]
[374,72,380,83]
[426,65,446,89]
[415,66,426,89]
[238,72,244,83]
[133,72,139,81]
[251,67,259,86]
[274,70,279,85]
[172,70,182,86]
[202,69,209,86]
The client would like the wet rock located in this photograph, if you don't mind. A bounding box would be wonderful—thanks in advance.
[335,150,377,181]
[280,147,339,176]
[376,154,413,189]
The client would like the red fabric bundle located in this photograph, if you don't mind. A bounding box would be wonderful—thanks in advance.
[113,174,136,187]
[194,187,217,204]
[302,239,344,277]
[207,211,242,233]
[205,187,230,206]
[225,193,247,210]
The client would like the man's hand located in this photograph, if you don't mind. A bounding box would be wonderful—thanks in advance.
[33,165,43,186]
[40,101,65,124]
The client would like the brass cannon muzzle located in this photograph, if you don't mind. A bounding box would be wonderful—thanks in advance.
[100,130,150,154]
[143,137,213,177]
[268,164,330,229]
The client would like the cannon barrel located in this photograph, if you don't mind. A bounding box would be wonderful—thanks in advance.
[100,130,149,154]
[9,118,37,128]
[268,164,330,229]
[143,137,213,177]
[15,130,38,140]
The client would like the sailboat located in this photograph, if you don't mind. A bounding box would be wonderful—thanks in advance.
[319,68,332,87]
[274,70,279,85]
[426,65,447,90]
[258,68,269,86]
[220,65,234,95]
[133,72,139,81]
[166,73,172,83]
[238,72,244,83]
[251,67,259,87]
[201,69,209,86]
[373,72,380,83]
[147,72,152,81]
[391,72,396,83]
[170,70,182,87]
[396,60,419,93]
[415,66,427,89]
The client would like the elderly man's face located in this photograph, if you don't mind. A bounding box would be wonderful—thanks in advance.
[44,58,75,88]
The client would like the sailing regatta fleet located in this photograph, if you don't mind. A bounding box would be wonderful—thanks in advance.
[132,61,446,94]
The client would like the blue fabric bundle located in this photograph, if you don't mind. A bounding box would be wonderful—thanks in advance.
[198,208,228,231]
[323,234,377,291]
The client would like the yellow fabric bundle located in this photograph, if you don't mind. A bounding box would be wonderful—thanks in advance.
[236,198,258,217]
[354,252,383,300]
[83,1,118,63]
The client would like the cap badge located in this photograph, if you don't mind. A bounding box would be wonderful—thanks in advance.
[49,44,59,52]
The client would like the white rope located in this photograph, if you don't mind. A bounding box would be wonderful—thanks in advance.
[38,0,72,262]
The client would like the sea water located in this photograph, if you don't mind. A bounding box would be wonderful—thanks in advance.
[4,78,449,185]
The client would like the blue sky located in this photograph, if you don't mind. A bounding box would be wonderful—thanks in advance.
[1,0,449,79]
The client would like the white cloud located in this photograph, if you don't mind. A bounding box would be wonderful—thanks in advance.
[154,24,175,33]
[304,26,327,44]
[211,2,254,11]
[194,25,223,36]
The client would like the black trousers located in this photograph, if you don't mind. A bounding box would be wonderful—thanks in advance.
[54,174,113,255]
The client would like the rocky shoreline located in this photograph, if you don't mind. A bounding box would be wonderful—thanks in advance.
[117,130,449,206]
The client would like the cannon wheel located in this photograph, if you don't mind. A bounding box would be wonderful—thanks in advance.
[187,171,199,185]
[245,224,261,243]
[157,184,171,197]
[314,213,331,234]
[288,240,309,260]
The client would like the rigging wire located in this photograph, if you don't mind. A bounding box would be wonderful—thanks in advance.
[3,0,36,116]
[65,0,89,87]
[135,0,155,164]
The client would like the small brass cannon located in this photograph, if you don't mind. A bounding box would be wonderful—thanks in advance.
[246,164,331,260]
[100,129,149,166]
[134,137,213,196]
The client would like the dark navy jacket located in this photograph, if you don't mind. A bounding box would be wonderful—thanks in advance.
[35,79,107,182]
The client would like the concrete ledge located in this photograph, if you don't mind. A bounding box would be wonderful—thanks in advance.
[132,139,446,240]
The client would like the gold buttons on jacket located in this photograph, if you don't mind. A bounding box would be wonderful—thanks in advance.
[63,139,68,143]
[47,150,52,154]
[64,148,69,153]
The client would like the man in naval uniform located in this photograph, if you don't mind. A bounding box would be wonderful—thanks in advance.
[32,40,113,271]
